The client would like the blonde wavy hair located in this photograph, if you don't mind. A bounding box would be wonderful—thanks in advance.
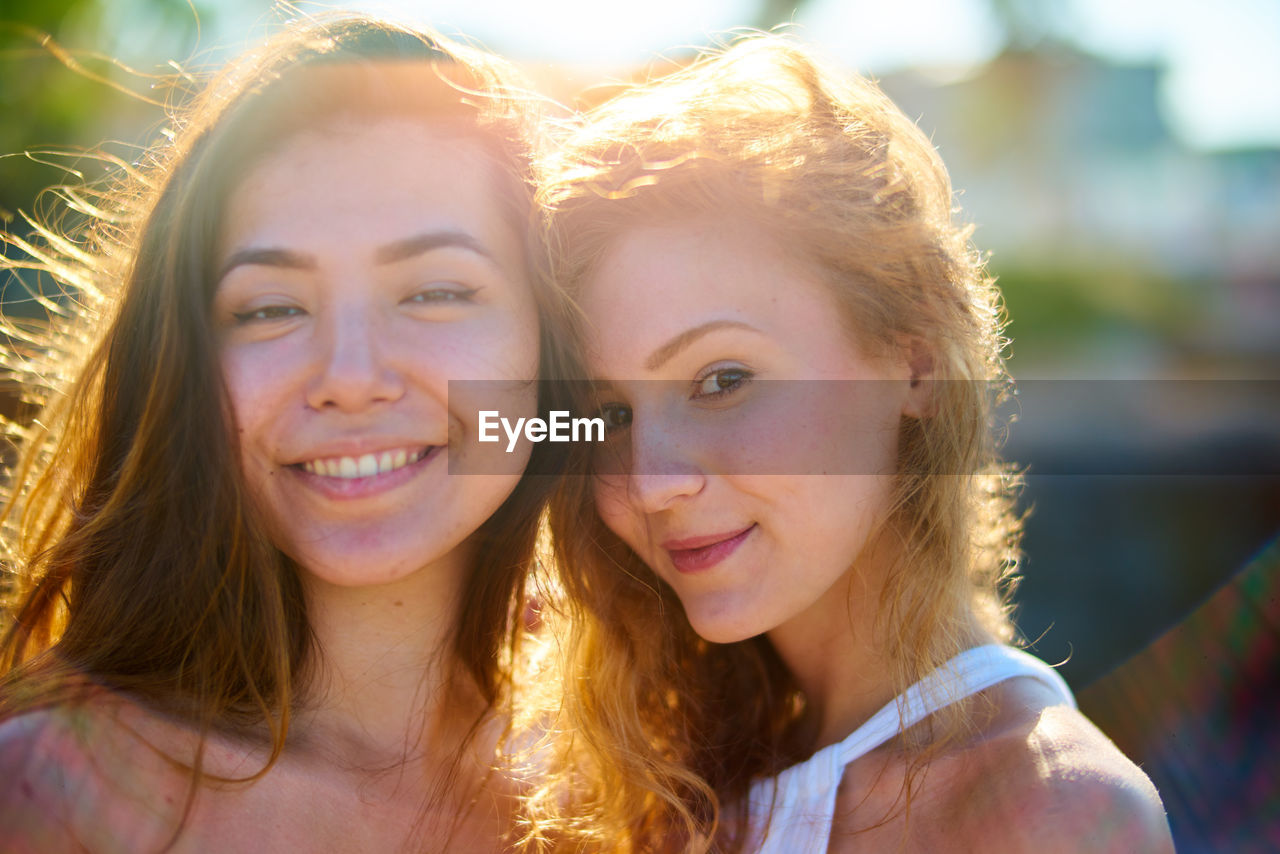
[524,35,1023,852]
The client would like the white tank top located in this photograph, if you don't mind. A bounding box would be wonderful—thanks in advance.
[745,644,1076,853]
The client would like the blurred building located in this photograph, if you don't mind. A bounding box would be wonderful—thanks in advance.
[871,45,1280,690]
[880,44,1280,364]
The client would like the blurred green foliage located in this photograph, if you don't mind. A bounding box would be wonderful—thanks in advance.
[995,262,1202,360]
[0,0,215,227]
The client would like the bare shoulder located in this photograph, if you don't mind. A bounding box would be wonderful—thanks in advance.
[0,711,79,850]
[939,678,1174,854]
[0,706,99,851]
[0,700,192,853]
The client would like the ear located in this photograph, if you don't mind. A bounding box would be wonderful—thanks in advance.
[900,336,935,418]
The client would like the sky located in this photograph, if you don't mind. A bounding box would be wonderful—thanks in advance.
[196,0,1280,150]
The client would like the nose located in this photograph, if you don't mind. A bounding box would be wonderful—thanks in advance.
[305,307,405,412]
[625,421,706,513]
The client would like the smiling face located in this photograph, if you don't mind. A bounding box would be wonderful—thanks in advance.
[214,116,539,589]
[582,217,919,644]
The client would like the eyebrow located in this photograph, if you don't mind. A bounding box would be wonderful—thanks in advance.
[217,247,313,282]
[644,320,762,372]
[374,230,495,265]
[217,230,496,282]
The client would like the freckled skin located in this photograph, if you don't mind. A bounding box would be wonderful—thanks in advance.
[582,218,916,646]
[0,699,515,853]
[0,116,537,854]
[582,216,1174,854]
[215,117,539,592]
[826,680,1174,853]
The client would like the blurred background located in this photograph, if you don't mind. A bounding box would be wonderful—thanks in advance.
[2,0,1278,848]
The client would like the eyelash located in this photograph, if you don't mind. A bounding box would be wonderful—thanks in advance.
[594,366,753,436]
[406,286,480,304]
[692,366,753,400]
[228,285,479,324]
[597,402,633,433]
[231,305,304,324]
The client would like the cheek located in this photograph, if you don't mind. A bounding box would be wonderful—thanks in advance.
[809,475,897,544]
[488,294,541,380]
[745,473,895,539]
[218,342,306,465]
[218,353,257,436]
[219,351,280,438]
[592,476,639,541]
[431,316,539,386]
[515,311,541,379]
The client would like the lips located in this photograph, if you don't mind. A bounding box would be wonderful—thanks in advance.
[298,446,430,479]
[662,524,755,574]
[288,444,442,500]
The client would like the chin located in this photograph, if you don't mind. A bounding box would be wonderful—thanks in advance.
[288,541,429,589]
[685,608,766,645]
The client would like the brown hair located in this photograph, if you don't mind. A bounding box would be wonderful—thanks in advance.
[528,35,1021,851]
[0,10,571,820]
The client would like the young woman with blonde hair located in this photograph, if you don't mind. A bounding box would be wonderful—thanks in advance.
[532,36,1174,852]
[0,14,572,851]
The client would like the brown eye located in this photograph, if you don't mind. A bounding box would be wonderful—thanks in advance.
[405,286,479,304]
[693,367,752,399]
[597,402,633,433]
[233,305,305,324]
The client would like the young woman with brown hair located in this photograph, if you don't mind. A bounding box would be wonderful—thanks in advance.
[0,15,571,851]
[532,36,1174,853]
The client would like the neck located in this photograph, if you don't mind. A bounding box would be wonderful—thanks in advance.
[294,549,490,769]
[769,539,996,749]
[767,549,896,750]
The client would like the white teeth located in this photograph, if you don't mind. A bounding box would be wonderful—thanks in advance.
[299,447,428,480]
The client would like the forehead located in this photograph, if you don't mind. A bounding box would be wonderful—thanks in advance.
[584,216,798,308]
[219,116,519,259]
[580,217,836,352]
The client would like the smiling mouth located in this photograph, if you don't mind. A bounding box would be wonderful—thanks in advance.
[663,524,756,574]
[297,447,432,479]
